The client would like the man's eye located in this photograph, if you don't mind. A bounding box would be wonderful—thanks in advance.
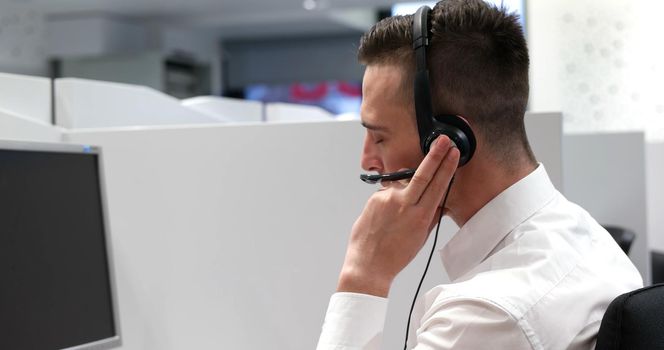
[375,139,384,144]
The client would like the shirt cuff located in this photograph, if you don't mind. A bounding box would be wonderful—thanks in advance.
[316,292,389,350]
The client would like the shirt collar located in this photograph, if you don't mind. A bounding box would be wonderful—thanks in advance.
[440,164,557,281]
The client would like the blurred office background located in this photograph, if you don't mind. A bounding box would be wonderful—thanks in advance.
[1,0,662,138]
[1,1,664,349]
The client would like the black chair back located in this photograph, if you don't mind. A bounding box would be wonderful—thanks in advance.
[653,251,664,285]
[595,284,664,350]
[602,225,636,255]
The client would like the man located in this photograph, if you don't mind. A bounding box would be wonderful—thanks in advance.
[316,0,642,349]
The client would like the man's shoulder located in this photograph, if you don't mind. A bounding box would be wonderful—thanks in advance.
[423,199,643,348]
[431,202,642,317]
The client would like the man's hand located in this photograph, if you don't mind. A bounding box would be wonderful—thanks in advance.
[337,136,460,297]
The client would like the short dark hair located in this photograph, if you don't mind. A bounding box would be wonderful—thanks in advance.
[358,0,535,165]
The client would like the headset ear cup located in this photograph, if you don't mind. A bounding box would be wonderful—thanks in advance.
[432,114,476,166]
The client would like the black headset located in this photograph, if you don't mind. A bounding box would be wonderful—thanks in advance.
[413,5,476,166]
[360,5,476,185]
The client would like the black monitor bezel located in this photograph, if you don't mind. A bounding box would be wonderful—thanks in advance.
[0,140,122,350]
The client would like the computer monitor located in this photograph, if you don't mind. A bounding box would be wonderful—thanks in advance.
[0,141,121,350]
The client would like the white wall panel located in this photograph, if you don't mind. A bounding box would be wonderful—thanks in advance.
[0,6,47,76]
[528,0,664,141]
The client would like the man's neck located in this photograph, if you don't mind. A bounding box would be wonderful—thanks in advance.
[447,156,538,227]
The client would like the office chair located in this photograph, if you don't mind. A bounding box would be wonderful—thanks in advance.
[653,251,664,285]
[595,284,664,350]
[602,225,636,255]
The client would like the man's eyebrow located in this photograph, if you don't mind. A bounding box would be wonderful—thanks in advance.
[361,121,389,131]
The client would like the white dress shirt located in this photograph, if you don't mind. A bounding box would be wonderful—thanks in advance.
[317,164,643,350]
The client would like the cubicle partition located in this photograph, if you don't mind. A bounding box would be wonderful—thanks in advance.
[63,112,562,350]
[0,72,52,125]
[265,102,334,122]
[0,73,61,143]
[181,96,263,123]
[563,132,650,284]
[526,112,564,191]
[647,142,664,255]
[0,109,62,143]
[65,121,371,349]
[54,78,339,129]
[54,78,219,129]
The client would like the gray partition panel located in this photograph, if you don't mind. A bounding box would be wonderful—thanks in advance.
[563,132,649,284]
[65,115,563,349]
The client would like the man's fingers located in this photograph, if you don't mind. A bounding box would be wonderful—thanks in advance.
[404,136,452,204]
[418,146,459,208]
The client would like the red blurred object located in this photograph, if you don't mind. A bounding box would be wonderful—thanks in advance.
[338,82,362,96]
[290,83,328,101]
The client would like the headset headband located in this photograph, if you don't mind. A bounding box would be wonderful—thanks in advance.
[413,6,431,72]
[413,6,436,155]
[411,5,476,165]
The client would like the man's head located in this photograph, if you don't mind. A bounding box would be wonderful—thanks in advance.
[358,0,537,225]
[359,0,534,171]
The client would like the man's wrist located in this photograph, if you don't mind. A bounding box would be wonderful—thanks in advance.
[336,268,393,298]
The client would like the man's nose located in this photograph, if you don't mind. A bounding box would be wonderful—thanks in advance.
[361,136,382,172]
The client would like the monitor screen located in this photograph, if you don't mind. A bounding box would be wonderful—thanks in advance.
[0,142,120,350]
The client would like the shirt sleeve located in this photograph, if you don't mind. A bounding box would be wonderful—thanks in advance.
[412,298,533,350]
[316,293,534,350]
[316,292,389,350]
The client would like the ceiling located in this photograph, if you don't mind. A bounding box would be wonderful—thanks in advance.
[2,0,398,39]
